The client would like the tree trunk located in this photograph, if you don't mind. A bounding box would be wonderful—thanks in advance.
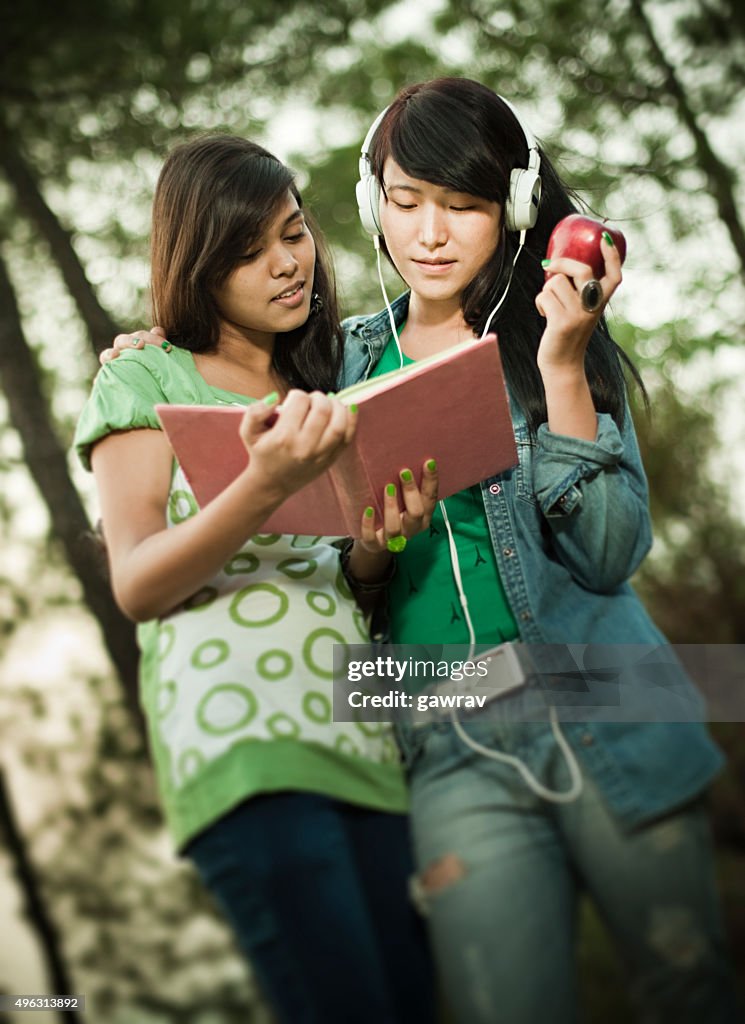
[0,125,119,356]
[0,768,84,1024]
[0,253,144,740]
[630,0,745,286]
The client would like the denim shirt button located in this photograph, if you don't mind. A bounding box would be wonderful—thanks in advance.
[502,547,514,557]
[580,731,594,746]
[489,483,501,494]
[519,610,531,622]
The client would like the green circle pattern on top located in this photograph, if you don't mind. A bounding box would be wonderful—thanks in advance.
[168,489,198,524]
[302,627,349,680]
[178,748,206,780]
[251,534,282,546]
[229,583,289,628]
[277,557,318,580]
[158,623,176,661]
[302,691,332,724]
[183,587,218,612]
[224,553,260,576]
[256,649,293,681]
[157,680,178,718]
[290,535,323,549]
[306,591,337,617]
[191,638,230,669]
[196,683,258,734]
[266,712,301,739]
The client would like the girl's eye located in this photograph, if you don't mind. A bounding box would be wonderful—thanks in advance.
[240,250,261,263]
[451,205,475,212]
[392,201,416,211]
[285,230,306,243]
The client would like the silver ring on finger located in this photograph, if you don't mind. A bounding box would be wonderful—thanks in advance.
[580,279,604,313]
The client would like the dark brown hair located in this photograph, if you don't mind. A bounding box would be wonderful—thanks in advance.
[150,134,343,391]
[370,78,645,429]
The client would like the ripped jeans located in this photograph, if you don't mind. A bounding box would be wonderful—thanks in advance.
[397,715,741,1024]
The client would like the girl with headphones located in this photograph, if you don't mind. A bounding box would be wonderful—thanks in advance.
[342,78,738,1023]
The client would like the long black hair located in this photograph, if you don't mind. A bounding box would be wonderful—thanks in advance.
[369,77,645,430]
[151,134,343,392]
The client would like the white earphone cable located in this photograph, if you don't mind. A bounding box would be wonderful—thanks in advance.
[440,493,583,805]
[374,235,404,370]
[479,230,526,340]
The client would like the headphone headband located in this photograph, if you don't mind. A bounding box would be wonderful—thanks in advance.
[355,91,542,236]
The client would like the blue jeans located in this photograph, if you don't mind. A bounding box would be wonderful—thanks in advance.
[397,714,740,1024]
[185,792,435,1024]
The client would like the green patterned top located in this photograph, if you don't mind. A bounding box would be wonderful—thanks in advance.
[75,345,407,850]
[371,335,519,659]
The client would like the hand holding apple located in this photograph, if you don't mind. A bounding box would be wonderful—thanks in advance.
[544,214,626,281]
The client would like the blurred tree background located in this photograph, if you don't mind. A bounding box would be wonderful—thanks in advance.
[0,0,743,1020]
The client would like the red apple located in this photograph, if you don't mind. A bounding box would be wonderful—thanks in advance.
[545,214,626,280]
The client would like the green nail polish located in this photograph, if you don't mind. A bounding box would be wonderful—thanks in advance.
[263,390,279,405]
[385,483,396,497]
[327,390,336,396]
[350,403,358,414]
[602,231,614,247]
[426,459,437,473]
[541,259,551,267]
[387,536,407,553]
[400,469,413,483]
[364,506,374,518]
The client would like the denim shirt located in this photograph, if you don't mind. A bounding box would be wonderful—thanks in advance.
[340,293,723,829]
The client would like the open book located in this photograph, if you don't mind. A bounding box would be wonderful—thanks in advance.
[155,333,517,537]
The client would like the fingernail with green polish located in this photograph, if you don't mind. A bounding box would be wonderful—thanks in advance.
[426,459,437,473]
[364,506,374,518]
[541,259,551,268]
[263,391,279,405]
[602,231,614,247]
[327,391,336,397]
[385,483,396,497]
[400,469,413,483]
[349,403,358,414]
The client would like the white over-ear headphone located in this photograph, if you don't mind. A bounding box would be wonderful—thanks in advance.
[355,94,542,237]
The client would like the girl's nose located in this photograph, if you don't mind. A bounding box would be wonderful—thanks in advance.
[419,205,448,248]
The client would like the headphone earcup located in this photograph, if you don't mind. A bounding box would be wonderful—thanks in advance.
[506,168,542,232]
[356,173,382,236]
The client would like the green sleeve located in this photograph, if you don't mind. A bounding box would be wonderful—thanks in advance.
[74,353,169,471]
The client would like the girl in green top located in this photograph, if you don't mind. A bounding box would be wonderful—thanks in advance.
[75,135,436,1024]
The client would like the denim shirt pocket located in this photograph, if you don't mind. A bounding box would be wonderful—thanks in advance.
[513,424,538,506]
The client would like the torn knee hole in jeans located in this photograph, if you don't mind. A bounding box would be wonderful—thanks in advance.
[409,854,466,915]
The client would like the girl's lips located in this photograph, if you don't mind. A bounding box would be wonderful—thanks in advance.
[272,283,305,308]
[413,260,456,274]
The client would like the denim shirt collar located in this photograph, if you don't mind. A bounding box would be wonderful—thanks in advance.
[340,292,410,388]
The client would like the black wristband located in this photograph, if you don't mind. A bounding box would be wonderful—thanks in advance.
[339,539,397,593]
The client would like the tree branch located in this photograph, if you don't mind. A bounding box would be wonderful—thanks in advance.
[0,768,84,1024]
[0,252,144,739]
[629,0,745,286]
[0,125,119,356]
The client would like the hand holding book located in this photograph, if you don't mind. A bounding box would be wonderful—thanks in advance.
[156,333,517,537]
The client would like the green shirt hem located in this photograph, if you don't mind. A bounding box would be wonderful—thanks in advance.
[162,736,409,852]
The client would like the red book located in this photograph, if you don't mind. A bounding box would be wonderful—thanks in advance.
[156,334,517,537]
